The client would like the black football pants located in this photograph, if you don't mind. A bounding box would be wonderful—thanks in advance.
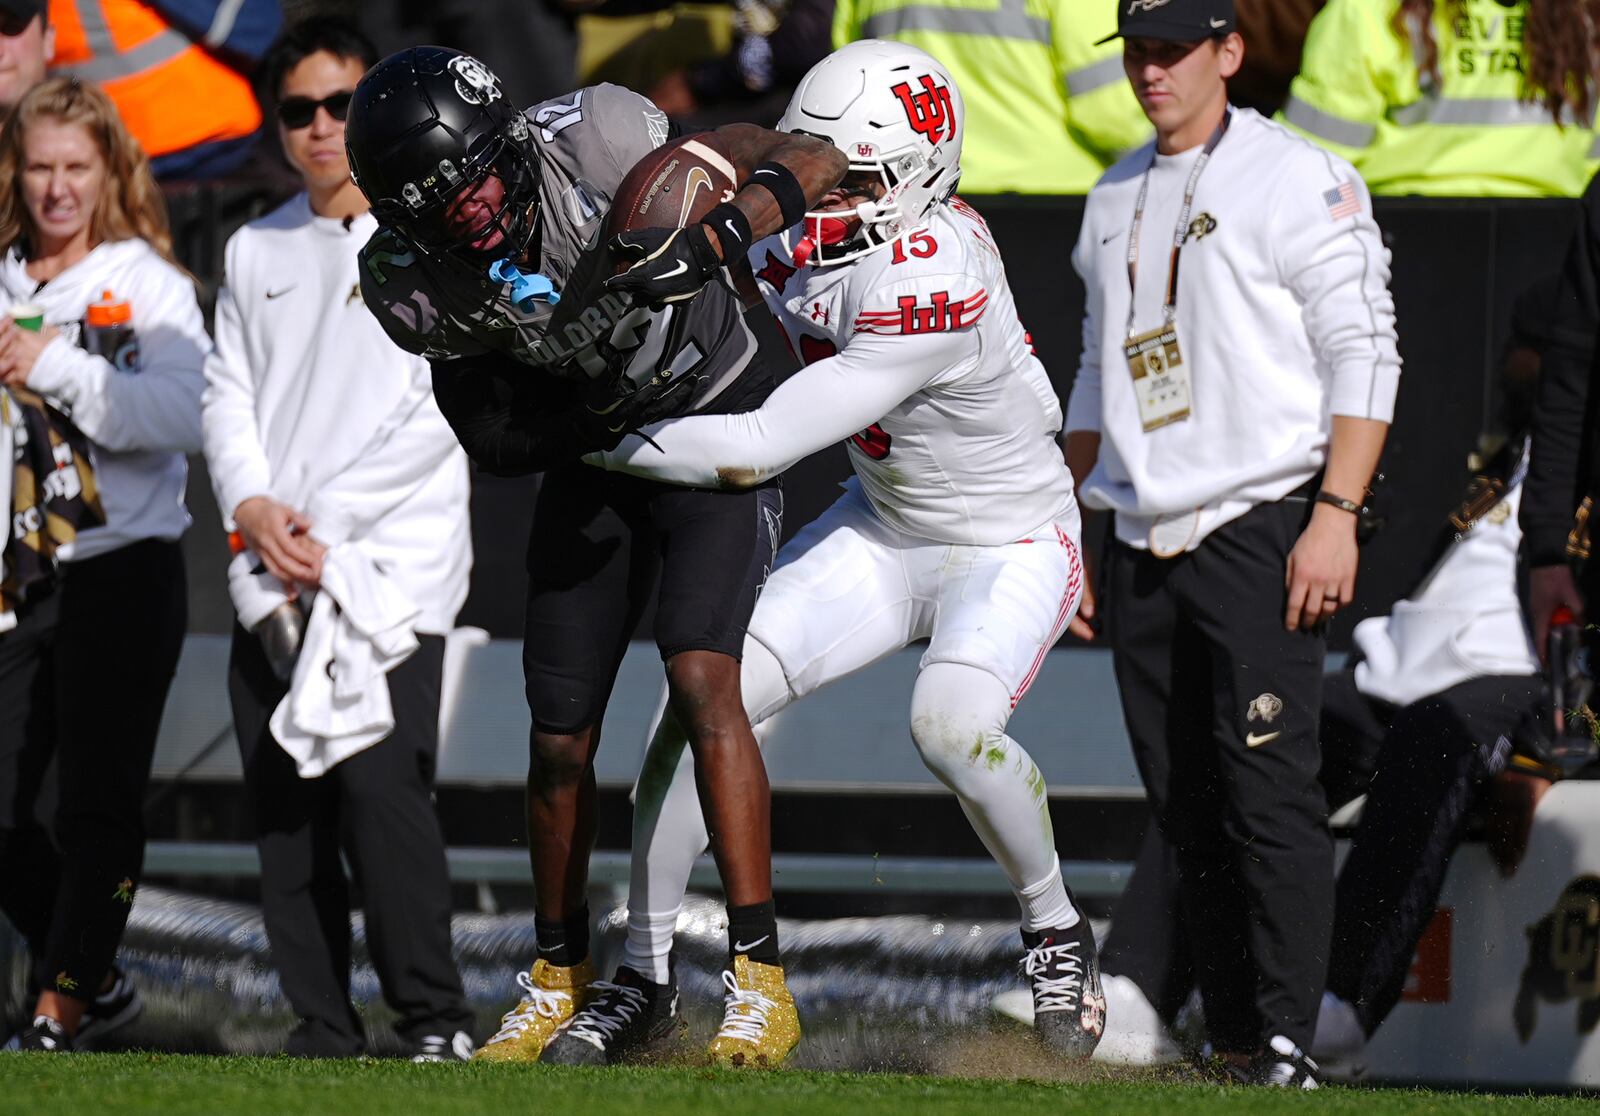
[1105,494,1332,1053]
[230,627,471,1055]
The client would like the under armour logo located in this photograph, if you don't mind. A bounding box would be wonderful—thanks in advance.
[810,302,829,324]
[891,75,955,145]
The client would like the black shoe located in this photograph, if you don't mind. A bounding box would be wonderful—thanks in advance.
[410,1030,475,1063]
[284,1019,365,1059]
[539,966,679,1066]
[1247,1035,1320,1088]
[1022,913,1105,1059]
[15,1015,74,1052]
[75,968,144,1048]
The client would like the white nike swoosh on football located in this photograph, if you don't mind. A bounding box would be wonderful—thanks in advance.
[656,260,690,279]
[733,936,770,953]
[1210,16,1227,26]
[1245,731,1281,747]
[678,166,713,226]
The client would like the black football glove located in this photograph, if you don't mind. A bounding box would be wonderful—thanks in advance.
[605,225,723,308]
[582,359,701,438]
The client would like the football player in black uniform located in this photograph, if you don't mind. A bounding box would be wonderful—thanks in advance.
[344,47,844,1066]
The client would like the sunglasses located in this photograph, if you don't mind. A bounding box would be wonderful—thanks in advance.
[275,90,354,130]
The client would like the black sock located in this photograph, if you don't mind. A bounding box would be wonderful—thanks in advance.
[535,907,590,968]
[726,900,781,965]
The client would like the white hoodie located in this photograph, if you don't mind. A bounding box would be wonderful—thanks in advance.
[1066,109,1402,549]
[202,195,471,635]
[0,237,208,560]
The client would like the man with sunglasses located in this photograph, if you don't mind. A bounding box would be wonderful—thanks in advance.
[201,17,476,1061]
[344,47,846,1066]
[0,0,50,115]
[1061,0,1399,1088]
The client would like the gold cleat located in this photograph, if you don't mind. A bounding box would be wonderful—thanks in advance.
[473,958,596,1063]
[706,955,800,1068]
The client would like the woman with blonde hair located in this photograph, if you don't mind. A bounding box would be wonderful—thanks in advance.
[0,75,208,1051]
[1281,0,1600,196]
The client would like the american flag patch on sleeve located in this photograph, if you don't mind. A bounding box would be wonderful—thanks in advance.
[1323,180,1361,220]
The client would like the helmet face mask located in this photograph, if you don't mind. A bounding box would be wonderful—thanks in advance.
[780,41,965,266]
[347,47,542,265]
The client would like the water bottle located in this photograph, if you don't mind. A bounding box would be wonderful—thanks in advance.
[1548,606,1595,766]
[83,290,138,372]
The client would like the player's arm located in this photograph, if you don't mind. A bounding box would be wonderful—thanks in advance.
[587,327,966,488]
[430,352,619,476]
[608,128,846,306]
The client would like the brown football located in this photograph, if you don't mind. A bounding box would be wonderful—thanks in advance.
[606,136,739,256]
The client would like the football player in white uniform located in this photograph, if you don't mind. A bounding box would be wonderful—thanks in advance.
[586,40,1106,1062]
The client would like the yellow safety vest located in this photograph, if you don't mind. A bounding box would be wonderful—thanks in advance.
[1279,0,1595,196]
[832,0,1152,194]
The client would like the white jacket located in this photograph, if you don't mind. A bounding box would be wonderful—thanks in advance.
[1065,109,1402,549]
[202,195,471,635]
[0,238,208,560]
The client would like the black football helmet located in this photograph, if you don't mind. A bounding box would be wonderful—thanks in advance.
[345,46,541,263]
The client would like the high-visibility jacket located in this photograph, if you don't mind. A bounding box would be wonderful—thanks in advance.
[832,0,1152,194]
[1279,0,1595,196]
[49,0,263,162]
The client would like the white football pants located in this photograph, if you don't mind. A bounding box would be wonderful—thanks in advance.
[623,485,1084,981]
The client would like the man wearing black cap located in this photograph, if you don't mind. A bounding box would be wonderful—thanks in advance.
[0,0,50,115]
[1062,0,1400,1088]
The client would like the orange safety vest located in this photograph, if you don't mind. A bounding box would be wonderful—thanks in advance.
[48,0,260,160]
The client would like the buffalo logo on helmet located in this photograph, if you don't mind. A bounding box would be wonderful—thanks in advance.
[448,54,502,106]
[891,75,955,146]
[1514,875,1600,1042]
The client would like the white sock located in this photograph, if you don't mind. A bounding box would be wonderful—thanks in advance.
[1017,856,1079,931]
[620,906,680,985]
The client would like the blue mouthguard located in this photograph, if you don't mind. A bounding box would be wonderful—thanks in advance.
[488,258,561,311]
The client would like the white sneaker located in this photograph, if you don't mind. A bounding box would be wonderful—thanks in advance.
[1310,991,1366,1077]
[1092,973,1182,1065]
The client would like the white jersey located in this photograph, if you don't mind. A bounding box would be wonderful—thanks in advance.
[593,199,1077,546]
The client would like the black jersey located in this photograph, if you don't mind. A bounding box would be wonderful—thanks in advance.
[357,82,771,450]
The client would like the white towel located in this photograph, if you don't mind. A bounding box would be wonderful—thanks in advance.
[269,543,421,778]
[226,549,295,631]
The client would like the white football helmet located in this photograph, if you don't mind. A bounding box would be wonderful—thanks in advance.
[778,40,965,265]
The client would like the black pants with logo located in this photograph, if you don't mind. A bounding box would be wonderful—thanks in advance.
[229,626,472,1055]
[1103,670,1539,1044]
[1105,494,1331,1054]
[0,539,185,1011]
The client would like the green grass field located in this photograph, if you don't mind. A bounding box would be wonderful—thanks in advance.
[0,1054,1594,1116]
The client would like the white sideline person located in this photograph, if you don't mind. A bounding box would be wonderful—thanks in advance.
[586,40,1107,1058]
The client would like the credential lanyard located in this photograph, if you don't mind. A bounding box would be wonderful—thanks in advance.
[1124,107,1232,338]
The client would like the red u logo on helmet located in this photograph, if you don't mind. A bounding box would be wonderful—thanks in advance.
[891,76,954,145]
